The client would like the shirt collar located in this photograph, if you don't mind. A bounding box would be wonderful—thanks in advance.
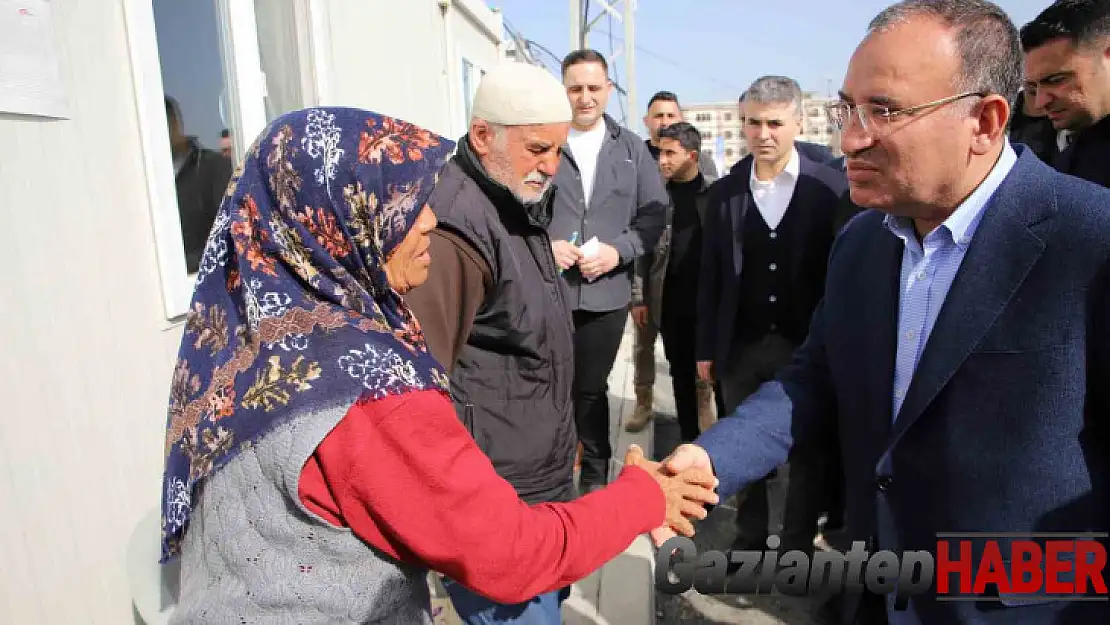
[1057,130,1074,153]
[884,141,1017,250]
[749,147,800,189]
[569,121,606,139]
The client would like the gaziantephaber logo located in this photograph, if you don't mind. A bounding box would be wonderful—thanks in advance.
[656,533,1108,609]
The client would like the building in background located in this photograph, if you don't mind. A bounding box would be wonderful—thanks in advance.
[0,1,502,623]
[683,91,840,170]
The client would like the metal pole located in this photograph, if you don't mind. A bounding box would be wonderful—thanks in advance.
[581,2,589,49]
[624,0,636,132]
[569,0,580,51]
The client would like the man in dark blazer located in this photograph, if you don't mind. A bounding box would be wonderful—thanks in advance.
[697,74,846,556]
[796,140,835,164]
[1021,0,1110,188]
[662,1,1110,624]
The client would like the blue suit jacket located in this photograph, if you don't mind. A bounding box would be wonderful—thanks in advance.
[698,146,1110,624]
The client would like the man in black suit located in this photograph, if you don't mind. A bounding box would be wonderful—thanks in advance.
[165,96,233,274]
[1021,0,1110,187]
[697,74,846,555]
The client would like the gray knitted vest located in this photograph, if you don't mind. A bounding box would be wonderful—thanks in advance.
[170,403,433,624]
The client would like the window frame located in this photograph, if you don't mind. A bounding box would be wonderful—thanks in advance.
[458,55,486,136]
[122,0,312,321]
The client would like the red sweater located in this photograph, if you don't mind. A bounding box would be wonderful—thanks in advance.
[297,389,665,604]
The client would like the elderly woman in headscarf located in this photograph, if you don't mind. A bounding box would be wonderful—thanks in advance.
[160,107,717,624]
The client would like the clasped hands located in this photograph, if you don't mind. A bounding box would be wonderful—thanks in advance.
[623,443,718,542]
[551,239,620,281]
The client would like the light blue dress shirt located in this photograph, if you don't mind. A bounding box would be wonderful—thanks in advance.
[886,143,1018,421]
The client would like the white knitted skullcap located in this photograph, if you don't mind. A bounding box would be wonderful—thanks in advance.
[470,62,572,125]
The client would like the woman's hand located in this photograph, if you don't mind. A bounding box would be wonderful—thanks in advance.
[623,444,718,537]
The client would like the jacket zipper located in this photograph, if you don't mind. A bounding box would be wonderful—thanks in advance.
[462,402,476,438]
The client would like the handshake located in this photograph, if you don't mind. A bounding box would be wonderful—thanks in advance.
[623,443,718,545]
[551,238,620,282]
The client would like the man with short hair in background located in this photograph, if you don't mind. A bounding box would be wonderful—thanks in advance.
[740,92,838,164]
[643,91,720,178]
[697,74,846,557]
[1022,0,1110,187]
[627,90,718,434]
[165,95,233,274]
[218,128,233,159]
[633,122,718,442]
[547,49,669,493]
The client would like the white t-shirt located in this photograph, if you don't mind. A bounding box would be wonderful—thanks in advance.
[567,122,607,205]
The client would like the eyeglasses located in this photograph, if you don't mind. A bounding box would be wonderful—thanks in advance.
[824,91,986,136]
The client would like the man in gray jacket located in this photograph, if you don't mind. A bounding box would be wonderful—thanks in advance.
[547,49,669,492]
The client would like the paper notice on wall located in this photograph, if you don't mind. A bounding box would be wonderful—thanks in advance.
[0,0,69,119]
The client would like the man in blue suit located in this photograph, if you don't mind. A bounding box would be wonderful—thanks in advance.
[657,1,1110,623]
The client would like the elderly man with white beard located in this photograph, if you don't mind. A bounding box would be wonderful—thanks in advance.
[404,62,584,624]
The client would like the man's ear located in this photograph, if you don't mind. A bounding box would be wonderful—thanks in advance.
[469,119,494,157]
[971,94,1010,155]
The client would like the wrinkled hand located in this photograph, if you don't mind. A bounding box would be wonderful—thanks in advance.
[696,361,714,382]
[551,240,582,271]
[578,243,621,281]
[631,305,649,329]
[624,444,718,538]
[649,444,716,546]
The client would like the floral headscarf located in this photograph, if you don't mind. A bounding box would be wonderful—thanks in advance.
[160,108,455,562]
